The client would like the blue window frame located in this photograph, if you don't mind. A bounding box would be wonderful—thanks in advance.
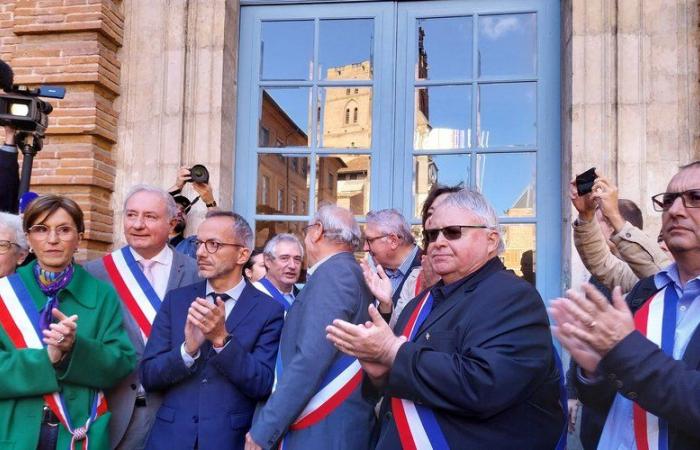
[235,0,560,301]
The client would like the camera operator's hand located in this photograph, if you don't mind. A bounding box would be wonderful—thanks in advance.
[168,166,192,193]
[569,178,596,222]
[591,176,624,233]
[192,180,216,209]
[3,126,16,146]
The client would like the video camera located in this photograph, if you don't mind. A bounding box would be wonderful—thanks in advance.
[0,85,65,137]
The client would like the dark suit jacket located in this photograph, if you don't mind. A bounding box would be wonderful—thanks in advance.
[83,246,200,448]
[373,257,564,449]
[140,280,284,450]
[574,275,700,450]
[250,252,376,450]
[391,247,422,305]
[0,149,19,213]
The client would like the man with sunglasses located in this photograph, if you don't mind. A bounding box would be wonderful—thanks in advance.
[84,184,201,450]
[327,188,565,449]
[141,210,284,450]
[555,161,700,450]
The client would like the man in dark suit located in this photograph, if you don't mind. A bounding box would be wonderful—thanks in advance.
[554,161,700,450]
[84,185,200,449]
[246,205,375,450]
[252,233,303,312]
[328,188,565,449]
[141,210,284,450]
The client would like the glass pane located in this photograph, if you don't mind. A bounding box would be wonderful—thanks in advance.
[257,154,310,215]
[319,19,374,80]
[478,82,536,147]
[478,14,537,77]
[414,85,471,150]
[254,220,309,283]
[261,21,313,81]
[413,154,470,218]
[260,88,310,147]
[316,155,371,215]
[476,152,535,217]
[318,87,372,149]
[416,16,472,80]
[501,224,536,286]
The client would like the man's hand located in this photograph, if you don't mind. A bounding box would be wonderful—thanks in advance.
[188,297,228,347]
[418,254,440,290]
[569,178,596,222]
[184,300,207,356]
[244,433,263,450]
[591,176,624,232]
[326,304,407,366]
[169,166,191,192]
[192,181,215,207]
[360,259,392,314]
[550,298,602,374]
[3,126,15,145]
[567,399,579,433]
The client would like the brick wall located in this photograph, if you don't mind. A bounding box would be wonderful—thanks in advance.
[0,0,122,260]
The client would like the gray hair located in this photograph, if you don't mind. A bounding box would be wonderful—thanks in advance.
[123,184,178,220]
[312,204,361,250]
[0,212,27,251]
[442,188,505,254]
[366,208,415,244]
[264,233,304,259]
[205,210,254,250]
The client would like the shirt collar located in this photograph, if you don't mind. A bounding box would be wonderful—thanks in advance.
[306,252,340,277]
[130,244,173,266]
[655,262,700,291]
[205,276,246,301]
[394,245,419,278]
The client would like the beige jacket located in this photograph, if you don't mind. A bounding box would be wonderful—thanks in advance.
[573,218,671,293]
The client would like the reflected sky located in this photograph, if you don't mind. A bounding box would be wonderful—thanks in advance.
[476,152,536,216]
[320,19,374,79]
[416,16,472,80]
[261,21,314,80]
[478,14,537,77]
[262,88,310,140]
[414,85,471,149]
[478,82,536,147]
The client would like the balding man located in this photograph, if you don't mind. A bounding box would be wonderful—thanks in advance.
[0,212,28,277]
[85,185,200,450]
[328,188,565,449]
[247,205,375,450]
[253,233,303,312]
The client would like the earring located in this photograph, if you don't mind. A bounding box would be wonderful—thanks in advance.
[28,248,34,253]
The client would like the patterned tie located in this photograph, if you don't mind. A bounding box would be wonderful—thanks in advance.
[139,259,156,286]
[209,292,232,302]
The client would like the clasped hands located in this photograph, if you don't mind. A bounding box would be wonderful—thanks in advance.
[326,304,407,380]
[43,308,78,365]
[549,283,635,374]
[184,297,228,356]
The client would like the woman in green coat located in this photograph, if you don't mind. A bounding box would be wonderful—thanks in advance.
[0,195,136,450]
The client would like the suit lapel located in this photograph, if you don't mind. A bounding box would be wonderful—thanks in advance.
[167,249,186,293]
[225,283,259,333]
[683,321,700,368]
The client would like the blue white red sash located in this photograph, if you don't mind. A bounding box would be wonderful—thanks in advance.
[102,246,161,340]
[633,285,678,450]
[391,291,449,450]
[257,277,292,312]
[0,274,108,450]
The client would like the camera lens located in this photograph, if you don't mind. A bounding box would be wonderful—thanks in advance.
[189,164,209,184]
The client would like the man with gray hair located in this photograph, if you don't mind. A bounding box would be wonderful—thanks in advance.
[84,184,200,449]
[253,233,303,312]
[327,188,565,449]
[247,204,375,450]
[363,209,421,311]
[0,212,28,277]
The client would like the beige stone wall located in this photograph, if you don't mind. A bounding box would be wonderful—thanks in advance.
[562,0,700,290]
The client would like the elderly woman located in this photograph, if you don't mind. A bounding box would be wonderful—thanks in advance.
[0,195,135,449]
[0,211,28,277]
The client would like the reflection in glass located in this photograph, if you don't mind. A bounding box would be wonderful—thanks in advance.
[478,14,537,77]
[416,16,472,80]
[316,155,371,215]
[478,83,536,148]
[476,152,535,217]
[501,224,536,286]
[413,154,470,218]
[261,21,314,81]
[259,88,310,147]
[319,19,374,80]
[414,86,471,150]
[256,154,310,215]
[318,87,372,149]
[255,220,309,283]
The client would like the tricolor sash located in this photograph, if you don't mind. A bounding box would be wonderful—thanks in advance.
[633,285,678,450]
[102,246,161,340]
[258,277,292,312]
[391,291,449,450]
[0,274,108,450]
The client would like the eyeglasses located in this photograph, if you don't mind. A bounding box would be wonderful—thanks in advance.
[195,239,244,254]
[423,225,489,243]
[651,189,700,212]
[27,225,78,241]
[364,234,388,246]
[273,254,303,265]
[0,240,19,254]
[303,223,319,235]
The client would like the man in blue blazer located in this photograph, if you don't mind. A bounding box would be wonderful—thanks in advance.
[328,189,565,449]
[141,211,284,450]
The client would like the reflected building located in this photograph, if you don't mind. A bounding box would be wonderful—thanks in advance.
[502,183,536,280]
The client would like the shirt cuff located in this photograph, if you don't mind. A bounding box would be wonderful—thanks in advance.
[576,366,604,385]
[212,340,230,353]
[0,144,17,154]
[180,342,200,368]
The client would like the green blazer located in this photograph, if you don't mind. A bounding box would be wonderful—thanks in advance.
[0,262,136,450]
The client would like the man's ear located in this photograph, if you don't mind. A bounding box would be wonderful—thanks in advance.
[237,247,251,265]
[169,218,178,233]
[16,249,28,265]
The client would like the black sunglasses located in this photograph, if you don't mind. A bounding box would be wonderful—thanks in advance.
[651,189,700,212]
[423,225,489,243]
